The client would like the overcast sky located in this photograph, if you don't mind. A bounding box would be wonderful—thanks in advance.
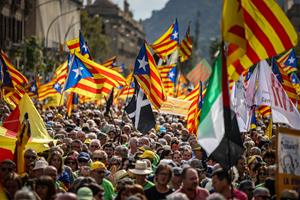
[111,0,169,20]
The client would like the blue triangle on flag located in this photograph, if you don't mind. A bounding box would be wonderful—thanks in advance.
[134,44,150,75]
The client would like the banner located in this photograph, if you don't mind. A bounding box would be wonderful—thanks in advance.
[277,127,300,195]
[155,97,192,117]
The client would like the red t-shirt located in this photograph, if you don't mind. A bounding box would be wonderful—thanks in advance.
[176,186,210,200]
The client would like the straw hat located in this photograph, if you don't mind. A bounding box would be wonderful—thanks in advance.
[129,160,152,175]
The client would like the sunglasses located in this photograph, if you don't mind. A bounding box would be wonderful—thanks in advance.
[66,161,76,165]
[0,167,14,172]
[93,157,104,161]
[78,159,89,163]
[25,155,37,160]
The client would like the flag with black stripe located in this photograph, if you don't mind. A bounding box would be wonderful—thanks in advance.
[125,79,155,133]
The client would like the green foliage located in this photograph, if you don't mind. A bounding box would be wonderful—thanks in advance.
[25,36,45,73]
[80,10,111,62]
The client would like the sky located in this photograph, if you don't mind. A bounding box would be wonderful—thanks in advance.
[110,0,169,20]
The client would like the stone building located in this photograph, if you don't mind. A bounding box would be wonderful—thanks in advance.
[86,0,145,69]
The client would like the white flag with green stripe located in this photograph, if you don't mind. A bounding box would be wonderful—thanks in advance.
[197,54,224,156]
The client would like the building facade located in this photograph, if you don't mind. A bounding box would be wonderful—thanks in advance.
[86,0,145,69]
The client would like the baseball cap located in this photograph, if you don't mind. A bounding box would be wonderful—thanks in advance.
[77,187,93,200]
[90,161,107,171]
[78,152,90,162]
[139,150,156,160]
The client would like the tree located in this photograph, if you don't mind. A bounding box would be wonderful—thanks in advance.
[80,10,111,62]
[25,36,45,76]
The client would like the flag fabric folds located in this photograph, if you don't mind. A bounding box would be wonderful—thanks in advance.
[151,19,179,59]
[125,79,155,133]
[197,53,243,169]
[158,65,177,96]
[277,49,298,75]
[14,112,31,174]
[255,60,300,129]
[63,52,126,98]
[186,83,201,134]
[179,26,192,62]
[134,43,166,109]
[66,93,79,117]
[222,0,298,81]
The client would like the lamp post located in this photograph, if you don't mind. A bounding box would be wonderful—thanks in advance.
[45,7,81,50]
[64,21,81,42]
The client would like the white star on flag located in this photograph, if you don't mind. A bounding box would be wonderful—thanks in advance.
[288,57,295,64]
[31,85,36,92]
[138,56,148,72]
[73,67,84,79]
[54,83,60,89]
[169,72,175,78]
[82,43,88,52]
[172,31,178,39]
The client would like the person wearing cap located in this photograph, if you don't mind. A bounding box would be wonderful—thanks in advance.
[32,159,48,178]
[77,187,94,200]
[253,187,271,200]
[129,160,154,190]
[78,152,91,167]
[90,161,115,200]
[145,164,174,200]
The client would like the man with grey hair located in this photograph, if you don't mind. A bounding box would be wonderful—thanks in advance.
[166,192,189,200]
[253,187,271,200]
[89,139,101,152]
[14,187,37,200]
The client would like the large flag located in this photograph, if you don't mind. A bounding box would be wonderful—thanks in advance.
[14,113,31,174]
[187,59,212,86]
[151,19,179,59]
[179,25,192,62]
[222,0,298,81]
[63,52,126,98]
[134,43,166,109]
[277,49,298,75]
[125,79,155,133]
[66,38,80,54]
[255,60,300,129]
[1,94,52,153]
[197,53,243,169]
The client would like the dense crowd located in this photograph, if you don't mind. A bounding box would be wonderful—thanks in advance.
[0,99,299,200]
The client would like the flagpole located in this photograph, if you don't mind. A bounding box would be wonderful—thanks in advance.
[121,75,134,124]
[103,94,118,132]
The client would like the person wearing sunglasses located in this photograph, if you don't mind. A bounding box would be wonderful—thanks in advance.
[89,139,101,153]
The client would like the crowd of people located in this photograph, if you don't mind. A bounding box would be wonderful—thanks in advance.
[0,99,299,200]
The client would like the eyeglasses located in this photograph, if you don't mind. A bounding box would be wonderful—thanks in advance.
[0,167,14,172]
[66,161,76,165]
[93,157,104,161]
[257,195,270,200]
[78,159,88,163]
[90,145,100,148]
[25,155,37,160]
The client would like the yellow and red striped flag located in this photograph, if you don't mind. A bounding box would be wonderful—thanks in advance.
[134,43,166,109]
[66,38,80,54]
[63,52,127,99]
[158,65,176,96]
[277,49,298,75]
[179,25,192,62]
[151,19,179,60]
[258,105,271,118]
[223,0,298,81]
[102,56,117,68]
